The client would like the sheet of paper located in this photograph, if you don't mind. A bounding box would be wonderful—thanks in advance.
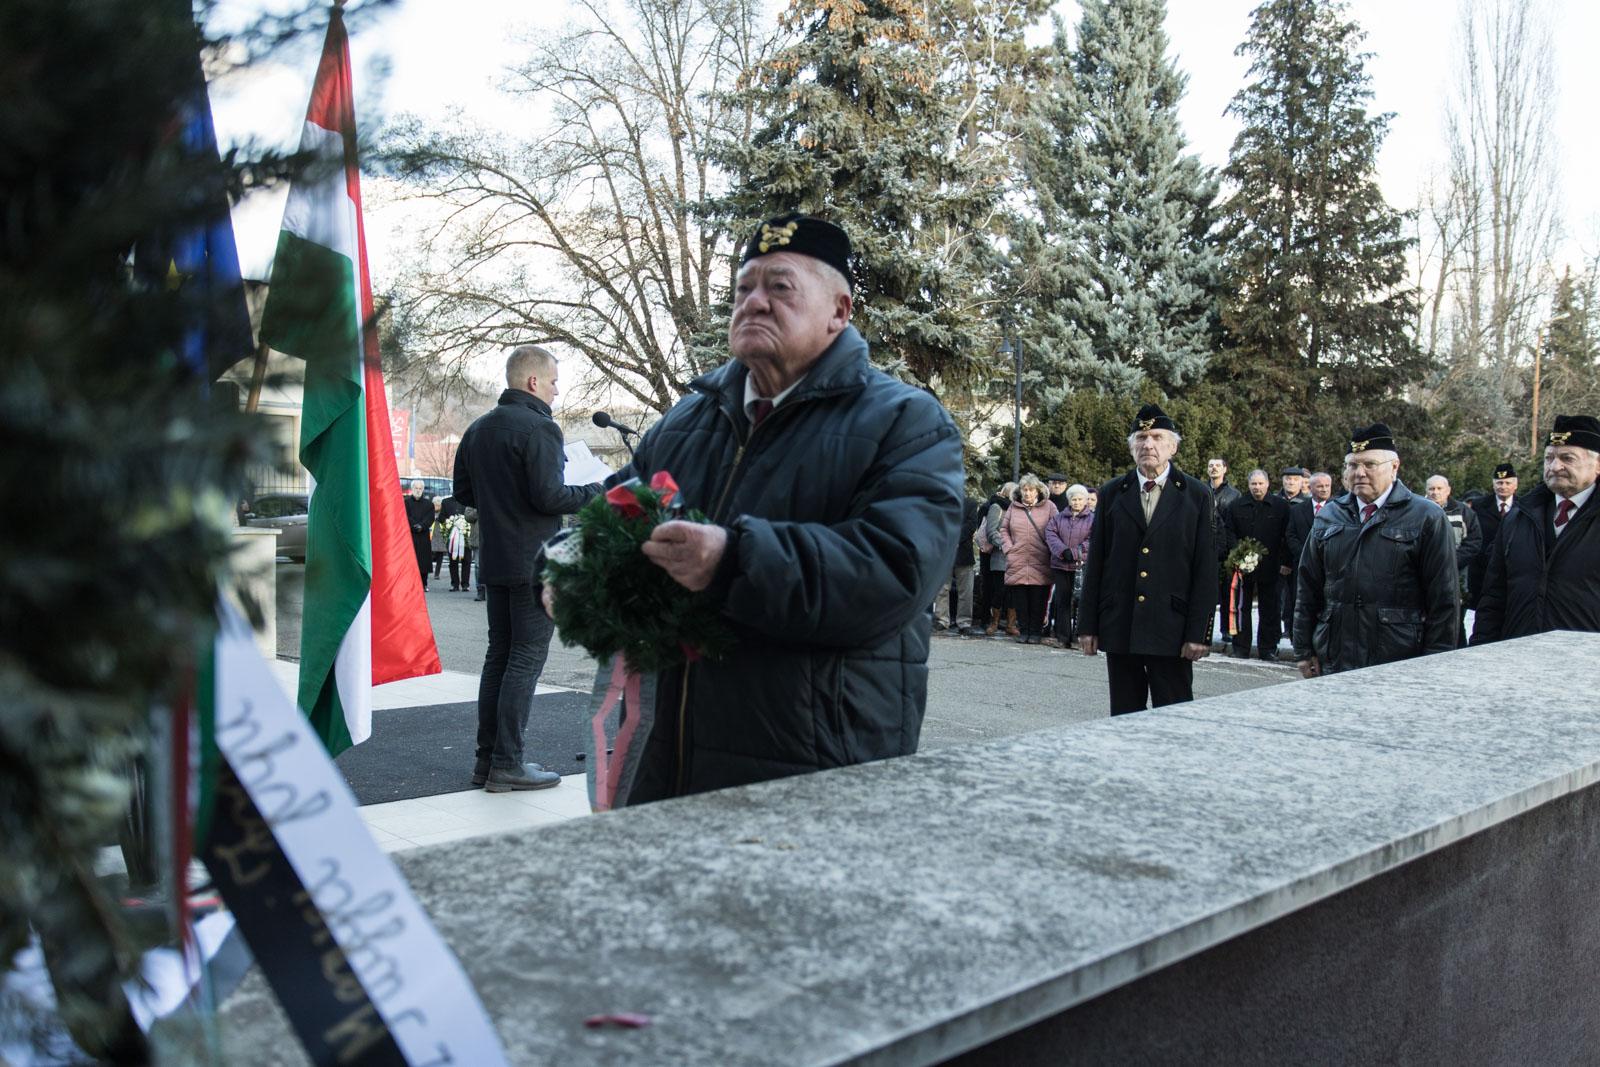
[564,440,615,486]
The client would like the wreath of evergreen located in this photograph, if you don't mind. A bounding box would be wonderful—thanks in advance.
[544,472,733,673]
[1223,536,1268,576]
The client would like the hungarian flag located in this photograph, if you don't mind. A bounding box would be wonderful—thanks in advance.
[260,8,440,754]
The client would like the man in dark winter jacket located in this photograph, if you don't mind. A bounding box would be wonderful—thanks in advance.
[593,214,964,803]
[1079,404,1214,714]
[403,480,434,590]
[455,346,602,792]
[1473,415,1600,643]
[1206,457,1241,644]
[1424,474,1482,646]
[1223,470,1291,660]
[1293,424,1459,676]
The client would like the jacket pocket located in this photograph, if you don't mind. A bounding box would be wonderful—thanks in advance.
[1374,605,1423,663]
[1169,595,1188,616]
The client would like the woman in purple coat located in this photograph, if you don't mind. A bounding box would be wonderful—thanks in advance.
[1044,484,1095,647]
[999,474,1058,644]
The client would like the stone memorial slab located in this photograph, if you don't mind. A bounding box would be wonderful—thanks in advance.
[217,633,1600,1065]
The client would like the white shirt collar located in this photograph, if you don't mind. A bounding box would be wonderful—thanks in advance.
[743,371,806,423]
[1360,483,1395,514]
[1138,464,1171,490]
[1558,482,1595,513]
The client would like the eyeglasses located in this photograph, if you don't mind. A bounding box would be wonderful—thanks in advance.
[1343,459,1392,472]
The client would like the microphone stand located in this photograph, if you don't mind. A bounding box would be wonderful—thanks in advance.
[615,427,637,460]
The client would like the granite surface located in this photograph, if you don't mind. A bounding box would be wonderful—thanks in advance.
[216,632,1600,1065]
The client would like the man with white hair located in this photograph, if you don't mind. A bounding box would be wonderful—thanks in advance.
[1472,414,1600,642]
[1292,423,1458,677]
[1223,468,1291,660]
[1424,473,1481,645]
[581,212,964,802]
[402,479,434,590]
[1079,404,1214,714]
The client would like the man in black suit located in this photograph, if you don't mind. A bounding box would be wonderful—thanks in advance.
[1224,469,1291,660]
[1466,462,1519,611]
[1079,404,1214,715]
[1282,470,1331,641]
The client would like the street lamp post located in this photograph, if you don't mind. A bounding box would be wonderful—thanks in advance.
[999,332,1022,484]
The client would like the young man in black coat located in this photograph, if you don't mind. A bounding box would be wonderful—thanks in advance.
[1223,469,1291,660]
[1293,424,1459,676]
[1079,404,1214,714]
[1472,415,1600,643]
[455,346,602,792]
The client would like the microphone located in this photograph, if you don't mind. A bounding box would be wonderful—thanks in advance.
[592,411,638,436]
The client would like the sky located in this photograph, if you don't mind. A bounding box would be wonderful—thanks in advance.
[211,0,1600,289]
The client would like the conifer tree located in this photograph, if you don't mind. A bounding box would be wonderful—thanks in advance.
[1542,264,1600,417]
[1021,0,1220,402]
[705,0,1015,388]
[1218,0,1420,427]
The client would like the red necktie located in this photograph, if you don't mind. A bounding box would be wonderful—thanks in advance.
[1555,499,1574,529]
[1500,501,1508,516]
[751,398,774,426]
[1314,501,1323,515]
[1143,480,1156,493]
[1361,503,1377,523]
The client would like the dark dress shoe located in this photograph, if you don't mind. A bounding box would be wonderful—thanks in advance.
[471,759,489,788]
[485,762,561,792]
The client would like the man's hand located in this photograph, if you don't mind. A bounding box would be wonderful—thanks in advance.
[1181,641,1209,662]
[1079,635,1098,656]
[1297,655,1320,679]
[1279,564,1293,577]
[641,520,727,592]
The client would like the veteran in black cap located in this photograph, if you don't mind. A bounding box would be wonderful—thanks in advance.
[1292,423,1459,676]
[1466,461,1521,610]
[1078,403,1215,714]
[568,211,964,804]
[1473,415,1600,643]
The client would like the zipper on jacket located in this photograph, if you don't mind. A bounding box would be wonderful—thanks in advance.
[675,403,768,795]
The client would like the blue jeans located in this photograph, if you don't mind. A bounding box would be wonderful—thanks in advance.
[477,583,554,770]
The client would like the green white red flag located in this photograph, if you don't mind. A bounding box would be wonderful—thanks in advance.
[260,8,440,754]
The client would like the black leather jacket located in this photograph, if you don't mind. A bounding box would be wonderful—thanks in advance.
[1292,480,1459,672]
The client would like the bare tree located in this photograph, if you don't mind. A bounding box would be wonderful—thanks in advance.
[382,0,774,415]
[1423,0,1562,443]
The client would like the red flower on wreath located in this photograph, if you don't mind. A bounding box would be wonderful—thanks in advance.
[605,484,646,519]
[650,470,679,508]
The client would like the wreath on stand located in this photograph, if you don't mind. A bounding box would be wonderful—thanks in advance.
[1221,537,1268,639]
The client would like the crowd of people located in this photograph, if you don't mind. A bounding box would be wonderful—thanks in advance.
[936,429,1600,674]
[404,478,485,598]
[442,211,1598,806]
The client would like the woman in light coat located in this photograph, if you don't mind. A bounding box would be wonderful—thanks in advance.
[999,474,1058,644]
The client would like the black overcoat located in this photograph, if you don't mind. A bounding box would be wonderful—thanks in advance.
[1078,466,1215,656]
[1471,484,1600,642]
[403,493,434,569]
[1292,481,1459,673]
[1285,497,1317,570]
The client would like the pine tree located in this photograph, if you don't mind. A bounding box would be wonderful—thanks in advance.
[1542,264,1600,418]
[1021,0,1220,403]
[704,0,1012,388]
[1218,0,1420,429]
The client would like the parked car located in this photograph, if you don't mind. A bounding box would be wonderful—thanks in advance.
[243,493,308,562]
